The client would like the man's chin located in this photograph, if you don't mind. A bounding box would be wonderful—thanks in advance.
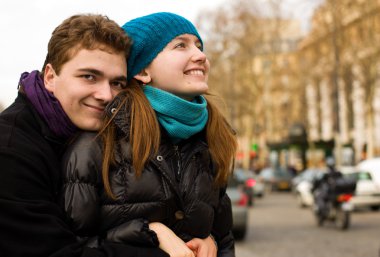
[75,120,101,132]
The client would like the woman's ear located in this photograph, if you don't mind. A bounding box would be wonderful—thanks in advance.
[44,64,57,93]
[134,69,151,85]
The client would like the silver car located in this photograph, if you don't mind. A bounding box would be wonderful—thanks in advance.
[226,174,249,240]
[342,163,380,211]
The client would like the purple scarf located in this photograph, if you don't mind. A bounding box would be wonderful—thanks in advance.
[19,70,78,139]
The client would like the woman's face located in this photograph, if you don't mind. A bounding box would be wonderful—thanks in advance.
[143,34,210,100]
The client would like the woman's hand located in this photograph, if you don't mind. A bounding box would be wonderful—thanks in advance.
[185,236,217,257]
[149,222,195,257]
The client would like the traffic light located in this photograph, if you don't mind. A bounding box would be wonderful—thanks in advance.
[250,143,259,158]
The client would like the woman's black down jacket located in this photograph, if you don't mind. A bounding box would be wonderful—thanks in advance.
[61,95,235,257]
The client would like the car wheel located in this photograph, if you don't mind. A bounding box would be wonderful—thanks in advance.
[233,227,247,241]
[247,196,254,207]
[312,203,324,227]
[370,205,380,211]
[335,209,350,230]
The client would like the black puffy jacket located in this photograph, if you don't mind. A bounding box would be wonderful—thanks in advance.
[0,93,168,257]
[61,96,235,257]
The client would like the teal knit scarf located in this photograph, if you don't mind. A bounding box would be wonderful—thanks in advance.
[143,85,208,143]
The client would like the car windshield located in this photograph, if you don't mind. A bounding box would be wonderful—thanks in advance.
[275,168,292,178]
[260,167,293,179]
[260,168,273,179]
[344,171,372,181]
[357,171,372,181]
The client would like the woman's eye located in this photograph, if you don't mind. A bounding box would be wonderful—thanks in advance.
[175,42,186,48]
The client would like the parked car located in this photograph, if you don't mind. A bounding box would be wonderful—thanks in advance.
[292,168,324,189]
[259,166,294,191]
[233,168,265,205]
[293,169,326,208]
[233,169,255,206]
[341,159,380,211]
[226,173,249,240]
[250,173,265,198]
[356,158,380,187]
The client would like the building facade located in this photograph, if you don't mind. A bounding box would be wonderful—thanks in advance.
[298,0,380,164]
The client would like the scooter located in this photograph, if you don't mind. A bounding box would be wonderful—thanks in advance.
[313,191,354,230]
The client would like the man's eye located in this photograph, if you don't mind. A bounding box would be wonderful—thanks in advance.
[112,81,127,89]
[82,74,95,81]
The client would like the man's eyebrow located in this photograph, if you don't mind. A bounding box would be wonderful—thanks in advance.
[78,68,127,81]
[77,68,104,76]
[113,75,127,82]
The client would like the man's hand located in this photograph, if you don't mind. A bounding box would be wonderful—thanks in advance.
[185,236,217,257]
[149,222,195,257]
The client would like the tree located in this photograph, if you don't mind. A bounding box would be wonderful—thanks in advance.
[196,0,305,167]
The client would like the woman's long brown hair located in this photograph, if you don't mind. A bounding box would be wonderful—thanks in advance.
[204,94,238,186]
[99,85,237,198]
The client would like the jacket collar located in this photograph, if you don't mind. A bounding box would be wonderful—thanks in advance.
[106,91,131,139]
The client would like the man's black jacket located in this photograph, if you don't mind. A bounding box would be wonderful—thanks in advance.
[0,93,168,257]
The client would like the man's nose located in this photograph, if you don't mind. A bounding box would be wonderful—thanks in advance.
[94,82,113,102]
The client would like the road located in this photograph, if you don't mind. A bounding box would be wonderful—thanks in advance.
[235,192,380,257]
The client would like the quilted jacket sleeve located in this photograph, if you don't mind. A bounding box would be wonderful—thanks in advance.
[61,132,103,235]
[61,132,159,248]
[212,186,235,257]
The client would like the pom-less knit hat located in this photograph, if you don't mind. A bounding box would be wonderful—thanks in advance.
[122,12,203,81]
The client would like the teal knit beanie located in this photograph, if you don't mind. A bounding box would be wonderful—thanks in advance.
[122,12,203,81]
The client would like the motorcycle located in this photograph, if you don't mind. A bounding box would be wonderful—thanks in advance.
[312,176,356,230]
[313,192,353,230]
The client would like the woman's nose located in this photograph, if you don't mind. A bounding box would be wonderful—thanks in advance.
[191,47,207,63]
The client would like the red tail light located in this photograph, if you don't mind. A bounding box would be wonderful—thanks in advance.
[238,193,248,206]
[246,178,256,188]
[337,194,352,202]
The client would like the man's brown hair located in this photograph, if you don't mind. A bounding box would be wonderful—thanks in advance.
[42,14,131,75]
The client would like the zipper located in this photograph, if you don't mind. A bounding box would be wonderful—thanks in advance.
[150,155,185,209]
[173,145,182,181]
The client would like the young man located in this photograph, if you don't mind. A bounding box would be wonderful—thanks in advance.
[0,14,168,257]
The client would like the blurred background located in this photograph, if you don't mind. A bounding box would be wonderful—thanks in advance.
[195,0,380,173]
[194,2,380,256]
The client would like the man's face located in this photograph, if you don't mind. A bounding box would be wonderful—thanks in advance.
[44,48,127,131]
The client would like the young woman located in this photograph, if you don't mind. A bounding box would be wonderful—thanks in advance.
[61,12,237,257]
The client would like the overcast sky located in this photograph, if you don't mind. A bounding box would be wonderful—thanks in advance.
[0,0,321,108]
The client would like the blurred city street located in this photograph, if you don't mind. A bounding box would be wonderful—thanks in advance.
[235,192,380,257]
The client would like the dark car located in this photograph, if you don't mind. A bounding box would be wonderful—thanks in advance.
[226,173,249,240]
[259,166,294,191]
[233,168,256,206]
